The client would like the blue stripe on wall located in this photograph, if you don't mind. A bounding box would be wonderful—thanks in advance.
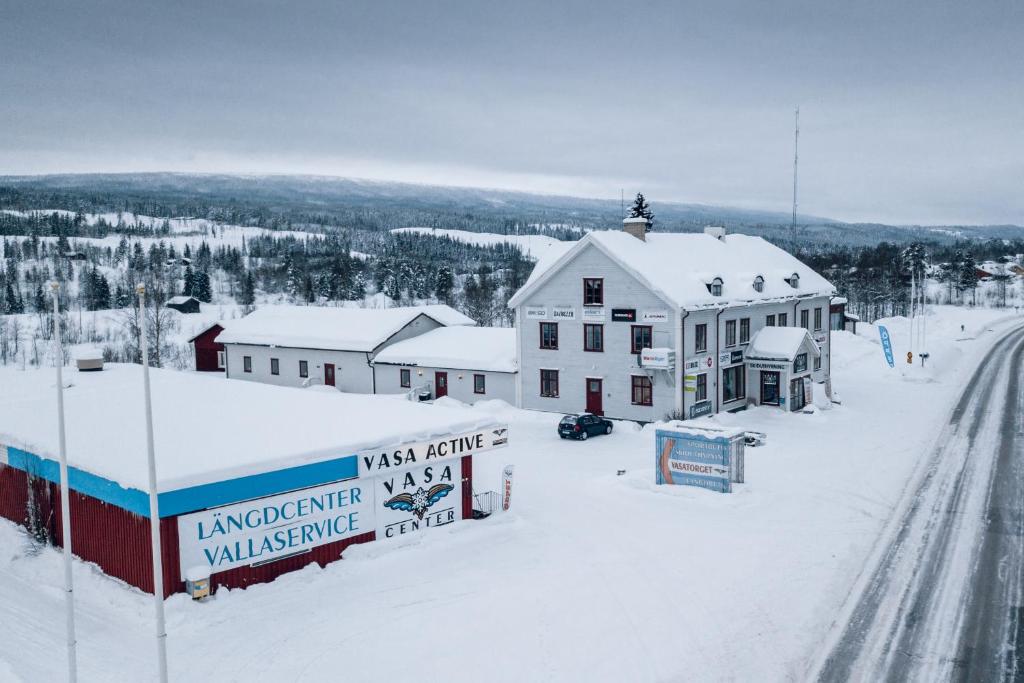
[2,445,359,518]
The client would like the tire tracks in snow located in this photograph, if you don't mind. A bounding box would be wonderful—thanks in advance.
[811,323,1024,682]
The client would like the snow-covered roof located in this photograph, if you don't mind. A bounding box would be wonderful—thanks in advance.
[745,327,820,362]
[509,230,835,310]
[167,295,197,305]
[373,327,517,373]
[0,364,499,493]
[214,304,476,352]
[831,296,848,305]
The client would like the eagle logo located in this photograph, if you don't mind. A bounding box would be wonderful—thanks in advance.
[383,484,454,520]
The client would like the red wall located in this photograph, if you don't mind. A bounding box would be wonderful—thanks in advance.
[0,456,478,598]
[192,324,224,372]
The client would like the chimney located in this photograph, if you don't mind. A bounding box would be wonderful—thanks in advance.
[704,225,726,240]
[623,217,650,242]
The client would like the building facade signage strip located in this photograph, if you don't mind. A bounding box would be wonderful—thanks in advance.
[177,479,374,575]
[551,306,576,320]
[358,426,508,478]
[611,308,636,322]
[582,307,606,321]
[689,401,713,419]
[642,310,669,323]
[524,305,548,320]
[730,349,744,365]
[640,347,675,370]
[747,361,788,370]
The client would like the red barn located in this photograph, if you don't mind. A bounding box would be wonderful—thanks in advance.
[189,323,225,372]
[0,365,507,597]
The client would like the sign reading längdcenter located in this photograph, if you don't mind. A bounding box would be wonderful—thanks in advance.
[178,425,509,576]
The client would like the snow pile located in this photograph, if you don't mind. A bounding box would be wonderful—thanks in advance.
[215,304,475,352]
[372,326,516,372]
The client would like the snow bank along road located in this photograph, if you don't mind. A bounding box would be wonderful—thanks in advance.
[814,322,1024,682]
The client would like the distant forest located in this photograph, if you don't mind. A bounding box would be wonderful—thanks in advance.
[1,175,1022,328]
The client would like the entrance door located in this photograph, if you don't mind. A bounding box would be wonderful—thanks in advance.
[585,378,603,415]
[435,372,448,398]
[760,371,780,405]
[324,363,336,387]
[790,378,806,411]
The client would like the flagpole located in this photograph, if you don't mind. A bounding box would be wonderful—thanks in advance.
[51,282,78,683]
[137,284,169,683]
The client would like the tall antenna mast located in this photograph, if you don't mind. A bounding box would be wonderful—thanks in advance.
[791,106,800,229]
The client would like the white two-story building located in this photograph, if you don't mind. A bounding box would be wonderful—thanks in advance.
[507,219,836,421]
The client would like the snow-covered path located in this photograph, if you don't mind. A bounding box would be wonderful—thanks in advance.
[814,322,1024,682]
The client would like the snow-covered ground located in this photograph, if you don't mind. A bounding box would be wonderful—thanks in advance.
[391,227,566,258]
[0,305,1020,682]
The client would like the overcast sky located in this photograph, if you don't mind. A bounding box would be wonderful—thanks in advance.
[1,0,1021,225]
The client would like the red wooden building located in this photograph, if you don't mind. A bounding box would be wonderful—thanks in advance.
[189,323,225,372]
[0,365,507,597]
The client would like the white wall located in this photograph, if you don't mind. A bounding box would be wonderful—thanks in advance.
[373,364,516,405]
[224,343,373,393]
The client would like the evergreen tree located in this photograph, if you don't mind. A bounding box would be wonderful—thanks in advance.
[193,271,213,303]
[239,270,256,306]
[434,266,454,304]
[4,282,23,314]
[32,282,46,313]
[628,192,654,223]
[182,264,196,296]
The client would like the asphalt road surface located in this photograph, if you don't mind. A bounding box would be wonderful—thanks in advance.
[815,323,1024,682]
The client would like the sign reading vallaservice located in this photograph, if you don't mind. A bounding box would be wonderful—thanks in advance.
[177,479,372,575]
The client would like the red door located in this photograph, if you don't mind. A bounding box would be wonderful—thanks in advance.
[586,378,603,415]
[435,372,448,398]
[324,363,336,387]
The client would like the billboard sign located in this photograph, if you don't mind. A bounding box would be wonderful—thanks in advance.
[177,479,373,575]
[655,428,742,493]
[611,308,637,322]
[582,307,606,321]
[878,325,895,367]
[552,306,576,320]
[689,401,712,419]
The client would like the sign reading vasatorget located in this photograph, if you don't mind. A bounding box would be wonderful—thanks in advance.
[655,427,745,493]
[177,425,509,576]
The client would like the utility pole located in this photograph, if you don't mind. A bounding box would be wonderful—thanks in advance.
[137,285,169,683]
[791,106,800,229]
[51,282,78,683]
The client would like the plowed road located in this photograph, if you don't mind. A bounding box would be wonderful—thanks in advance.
[814,324,1024,682]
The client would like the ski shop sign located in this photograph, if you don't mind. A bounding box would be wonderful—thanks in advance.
[655,427,745,493]
[177,480,373,574]
[358,426,509,477]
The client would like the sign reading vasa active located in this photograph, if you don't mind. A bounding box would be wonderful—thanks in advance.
[551,306,576,321]
[376,459,462,539]
[524,305,548,320]
[177,479,373,575]
[358,426,508,478]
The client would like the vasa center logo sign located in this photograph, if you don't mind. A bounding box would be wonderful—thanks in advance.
[376,460,461,538]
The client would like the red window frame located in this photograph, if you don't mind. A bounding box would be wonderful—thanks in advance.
[583,323,604,352]
[400,368,411,388]
[631,325,653,354]
[583,278,604,306]
[631,375,653,406]
[473,373,486,394]
[539,322,558,350]
[540,369,559,398]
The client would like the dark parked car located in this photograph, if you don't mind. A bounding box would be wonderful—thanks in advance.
[558,414,613,440]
